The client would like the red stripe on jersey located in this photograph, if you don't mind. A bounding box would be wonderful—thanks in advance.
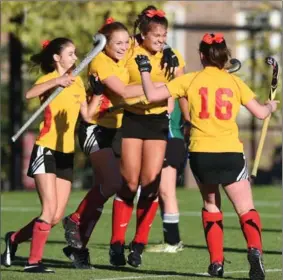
[38,105,52,139]
[98,94,111,118]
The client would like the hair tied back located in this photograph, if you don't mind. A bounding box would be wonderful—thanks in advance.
[145,9,165,18]
[41,40,50,49]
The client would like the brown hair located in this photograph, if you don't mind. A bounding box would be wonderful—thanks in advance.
[99,21,129,43]
[30,37,73,74]
[199,33,231,69]
[133,5,168,44]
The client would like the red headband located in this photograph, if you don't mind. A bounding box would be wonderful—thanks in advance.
[42,40,50,49]
[145,9,166,18]
[202,33,224,44]
[105,17,115,24]
[100,17,115,31]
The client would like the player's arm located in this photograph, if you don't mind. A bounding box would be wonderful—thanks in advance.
[80,94,101,122]
[25,75,75,99]
[245,99,278,120]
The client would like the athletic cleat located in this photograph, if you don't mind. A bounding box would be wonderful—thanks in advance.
[248,247,265,280]
[145,241,184,253]
[109,243,126,266]
[127,242,144,268]
[208,262,224,277]
[2,231,18,267]
[63,246,94,269]
[24,262,54,273]
[62,215,82,249]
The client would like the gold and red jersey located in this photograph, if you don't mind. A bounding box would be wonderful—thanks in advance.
[166,67,256,152]
[35,70,86,153]
[123,45,185,115]
[88,52,129,128]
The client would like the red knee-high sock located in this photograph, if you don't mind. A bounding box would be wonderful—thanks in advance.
[11,218,37,244]
[240,209,262,252]
[202,209,224,264]
[28,219,51,264]
[110,197,134,245]
[133,198,159,245]
[80,186,108,247]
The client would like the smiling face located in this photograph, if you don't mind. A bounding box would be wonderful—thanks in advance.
[104,30,130,61]
[142,23,167,54]
[54,43,77,72]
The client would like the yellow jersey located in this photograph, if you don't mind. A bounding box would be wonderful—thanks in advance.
[35,70,86,153]
[123,45,185,115]
[88,52,129,128]
[166,66,256,152]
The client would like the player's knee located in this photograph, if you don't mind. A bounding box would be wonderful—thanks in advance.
[140,172,161,188]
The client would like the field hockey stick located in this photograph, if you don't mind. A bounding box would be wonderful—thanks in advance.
[106,58,242,113]
[226,58,241,73]
[11,33,106,142]
[251,56,279,179]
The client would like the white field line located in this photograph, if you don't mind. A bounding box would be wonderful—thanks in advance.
[1,206,282,219]
[91,268,282,280]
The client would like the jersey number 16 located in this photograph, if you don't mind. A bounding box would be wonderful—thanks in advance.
[199,87,233,120]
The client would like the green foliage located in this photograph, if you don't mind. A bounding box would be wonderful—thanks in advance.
[1,1,164,184]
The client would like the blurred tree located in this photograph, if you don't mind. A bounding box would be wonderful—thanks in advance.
[1,1,164,188]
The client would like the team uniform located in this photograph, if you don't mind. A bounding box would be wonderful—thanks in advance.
[166,66,255,185]
[164,99,186,171]
[121,46,185,140]
[27,71,86,182]
[78,52,128,157]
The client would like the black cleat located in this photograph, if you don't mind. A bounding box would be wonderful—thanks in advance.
[2,231,18,267]
[63,246,94,269]
[208,262,224,277]
[248,248,265,280]
[109,242,126,266]
[127,242,144,268]
[24,262,54,273]
[63,215,82,249]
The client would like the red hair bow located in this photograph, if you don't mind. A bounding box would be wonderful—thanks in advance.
[202,33,224,44]
[146,9,166,18]
[105,17,115,24]
[42,40,50,49]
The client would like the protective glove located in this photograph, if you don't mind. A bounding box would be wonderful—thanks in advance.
[89,75,104,96]
[161,45,179,81]
[135,55,152,73]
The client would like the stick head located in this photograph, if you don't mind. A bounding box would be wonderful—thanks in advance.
[227,58,241,73]
[265,56,279,91]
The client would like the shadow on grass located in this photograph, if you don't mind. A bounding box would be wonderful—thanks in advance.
[1,255,249,279]
[224,225,282,233]
[182,244,281,255]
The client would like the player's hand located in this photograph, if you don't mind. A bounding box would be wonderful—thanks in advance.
[161,46,179,81]
[266,100,280,113]
[135,55,152,73]
[56,74,75,87]
[89,75,104,96]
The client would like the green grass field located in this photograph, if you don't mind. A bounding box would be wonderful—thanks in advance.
[1,186,282,280]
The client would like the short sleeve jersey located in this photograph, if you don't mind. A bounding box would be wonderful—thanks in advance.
[88,52,129,128]
[123,46,185,115]
[35,70,86,153]
[166,67,256,152]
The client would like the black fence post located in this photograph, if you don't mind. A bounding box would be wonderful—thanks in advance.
[9,14,24,190]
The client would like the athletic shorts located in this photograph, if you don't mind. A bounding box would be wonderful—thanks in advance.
[27,144,74,182]
[163,138,186,171]
[78,121,122,157]
[121,110,169,140]
[189,152,249,185]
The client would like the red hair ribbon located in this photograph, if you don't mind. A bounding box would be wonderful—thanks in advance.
[202,33,224,44]
[145,9,166,18]
[105,17,115,24]
[42,40,50,49]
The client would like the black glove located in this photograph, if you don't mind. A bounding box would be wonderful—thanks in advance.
[135,55,152,73]
[161,45,179,81]
[89,75,104,96]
